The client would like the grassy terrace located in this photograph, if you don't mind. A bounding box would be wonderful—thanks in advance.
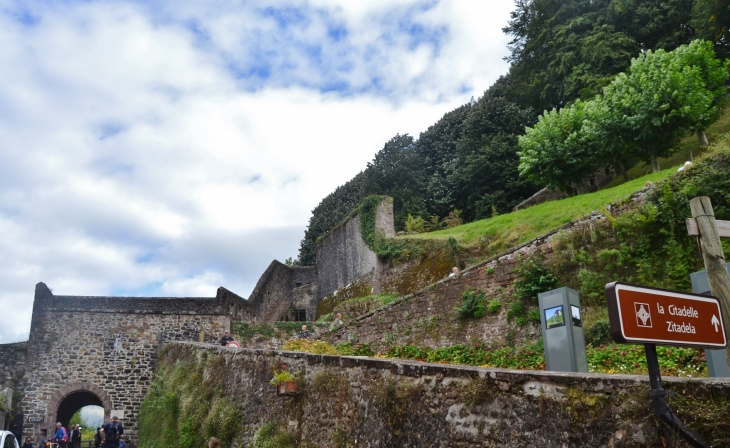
[398,106,730,250]
[398,169,671,247]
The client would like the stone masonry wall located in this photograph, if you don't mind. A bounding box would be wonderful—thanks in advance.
[325,188,651,351]
[156,342,730,447]
[0,343,27,388]
[315,199,395,302]
[325,229,557,350]
[21,283,230,445]
[245,261,318,323]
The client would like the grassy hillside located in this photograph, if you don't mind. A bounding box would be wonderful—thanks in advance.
[401,106,730,259]
[399,169,669,248]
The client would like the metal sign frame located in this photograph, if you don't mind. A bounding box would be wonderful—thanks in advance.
[606,282,726,349]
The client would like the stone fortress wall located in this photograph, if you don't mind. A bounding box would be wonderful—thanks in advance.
[0,190,655,446]
[325,189,650,351]
[244,197,399,322]
[162,342,730,447]
[17,282,235,444]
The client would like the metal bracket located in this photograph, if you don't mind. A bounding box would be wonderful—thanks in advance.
[644,344,708,448]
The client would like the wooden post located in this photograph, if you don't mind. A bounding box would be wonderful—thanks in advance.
[690,196,730,368]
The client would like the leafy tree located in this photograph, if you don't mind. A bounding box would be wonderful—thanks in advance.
[450,94,538,219]
[504,0,695,113]
[601,40,726,171]
[415,104,472,217]
[692,0,730,60]
[669,39,730,144]
[518,100,604,193]
[362,134,426,230]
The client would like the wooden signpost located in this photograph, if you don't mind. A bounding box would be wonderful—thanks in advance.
[687,197,730,370]
[606,282,727,448]
[600,196,730,448]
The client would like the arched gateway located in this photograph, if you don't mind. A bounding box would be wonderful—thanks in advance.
[0,282,251,446]
[47,382,111,429]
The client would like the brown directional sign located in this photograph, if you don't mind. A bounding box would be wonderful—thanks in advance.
[605,282,727,348]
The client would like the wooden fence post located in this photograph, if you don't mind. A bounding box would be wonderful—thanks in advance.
[690,196,730,369]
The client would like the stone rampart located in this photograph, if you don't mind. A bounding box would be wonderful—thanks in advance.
[315,199,395,300]
[156,342,730,447]
[245,261,317,322]
[325,187,651,350]
[20,282,232,445]
[0,343,27,388]
[324,213,605,350]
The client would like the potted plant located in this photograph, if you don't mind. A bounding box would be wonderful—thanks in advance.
[270,368,298,395]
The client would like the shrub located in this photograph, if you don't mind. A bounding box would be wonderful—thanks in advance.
[585,320,612,347]
[486,299,501,314]
[455,289,487,320]
[336,342,375,356]
[514,257,559,302]
[507,302,526,325]
[253,422,297,448]
[281,339,339,355]
[527,309,541,323]
[405,214,427,233]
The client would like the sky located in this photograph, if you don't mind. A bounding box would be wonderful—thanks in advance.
[0,0,516,343]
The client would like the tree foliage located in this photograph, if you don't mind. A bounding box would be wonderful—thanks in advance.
[519,39,729,189]
[503,0,696,113]
[296,1,730,266]
[601,40,728,171]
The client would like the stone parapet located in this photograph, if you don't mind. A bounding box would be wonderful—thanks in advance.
[158,342,730,447]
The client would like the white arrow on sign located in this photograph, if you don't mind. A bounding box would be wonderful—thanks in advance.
[712,314,720,332]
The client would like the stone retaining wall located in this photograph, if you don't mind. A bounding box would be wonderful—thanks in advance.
[155,342,730,447]
[20,282,231,445]
[325,188,651,351]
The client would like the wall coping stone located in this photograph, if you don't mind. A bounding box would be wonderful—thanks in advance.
[175,341,730,389]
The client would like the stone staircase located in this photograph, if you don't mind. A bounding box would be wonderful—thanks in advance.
[259,295,292,324]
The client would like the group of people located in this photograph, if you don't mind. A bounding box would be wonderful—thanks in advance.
[41,415,124,448]
[45,422,81,448]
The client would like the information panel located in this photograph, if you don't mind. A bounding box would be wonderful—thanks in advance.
[605,282,727,348]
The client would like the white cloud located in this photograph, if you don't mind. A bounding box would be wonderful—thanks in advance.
[0,0,515,343]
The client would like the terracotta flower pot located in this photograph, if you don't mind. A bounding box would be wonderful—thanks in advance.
[277,380,298,395]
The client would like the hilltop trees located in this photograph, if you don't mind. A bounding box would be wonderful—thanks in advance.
[503,0,695,113]
[519,40,729,191]
[295,0,730,265]
[602,40,729,171]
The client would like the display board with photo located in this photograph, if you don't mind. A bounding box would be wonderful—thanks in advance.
[544,305,565,329]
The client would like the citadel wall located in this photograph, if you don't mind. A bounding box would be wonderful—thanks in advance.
[19,282,233,444]
[158,342,730,447]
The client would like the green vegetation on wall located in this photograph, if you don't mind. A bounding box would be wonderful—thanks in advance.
[358,195,422,261]
[549,138,730,308]
[139,346,241,448]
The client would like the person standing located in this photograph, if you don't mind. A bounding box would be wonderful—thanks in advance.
[21,436,33,448]
[52,422,68,448]
[74,425,82,448]
[102,416,124,448]
[298,325,310,339]
[93,427,104,448]
[219,330,234,346]
[68,425,76,448]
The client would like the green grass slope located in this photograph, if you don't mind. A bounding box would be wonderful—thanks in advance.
[402,106,730,257]
[400,169,669,248]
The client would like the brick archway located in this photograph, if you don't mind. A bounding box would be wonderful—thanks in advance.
[46,382,112,429]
